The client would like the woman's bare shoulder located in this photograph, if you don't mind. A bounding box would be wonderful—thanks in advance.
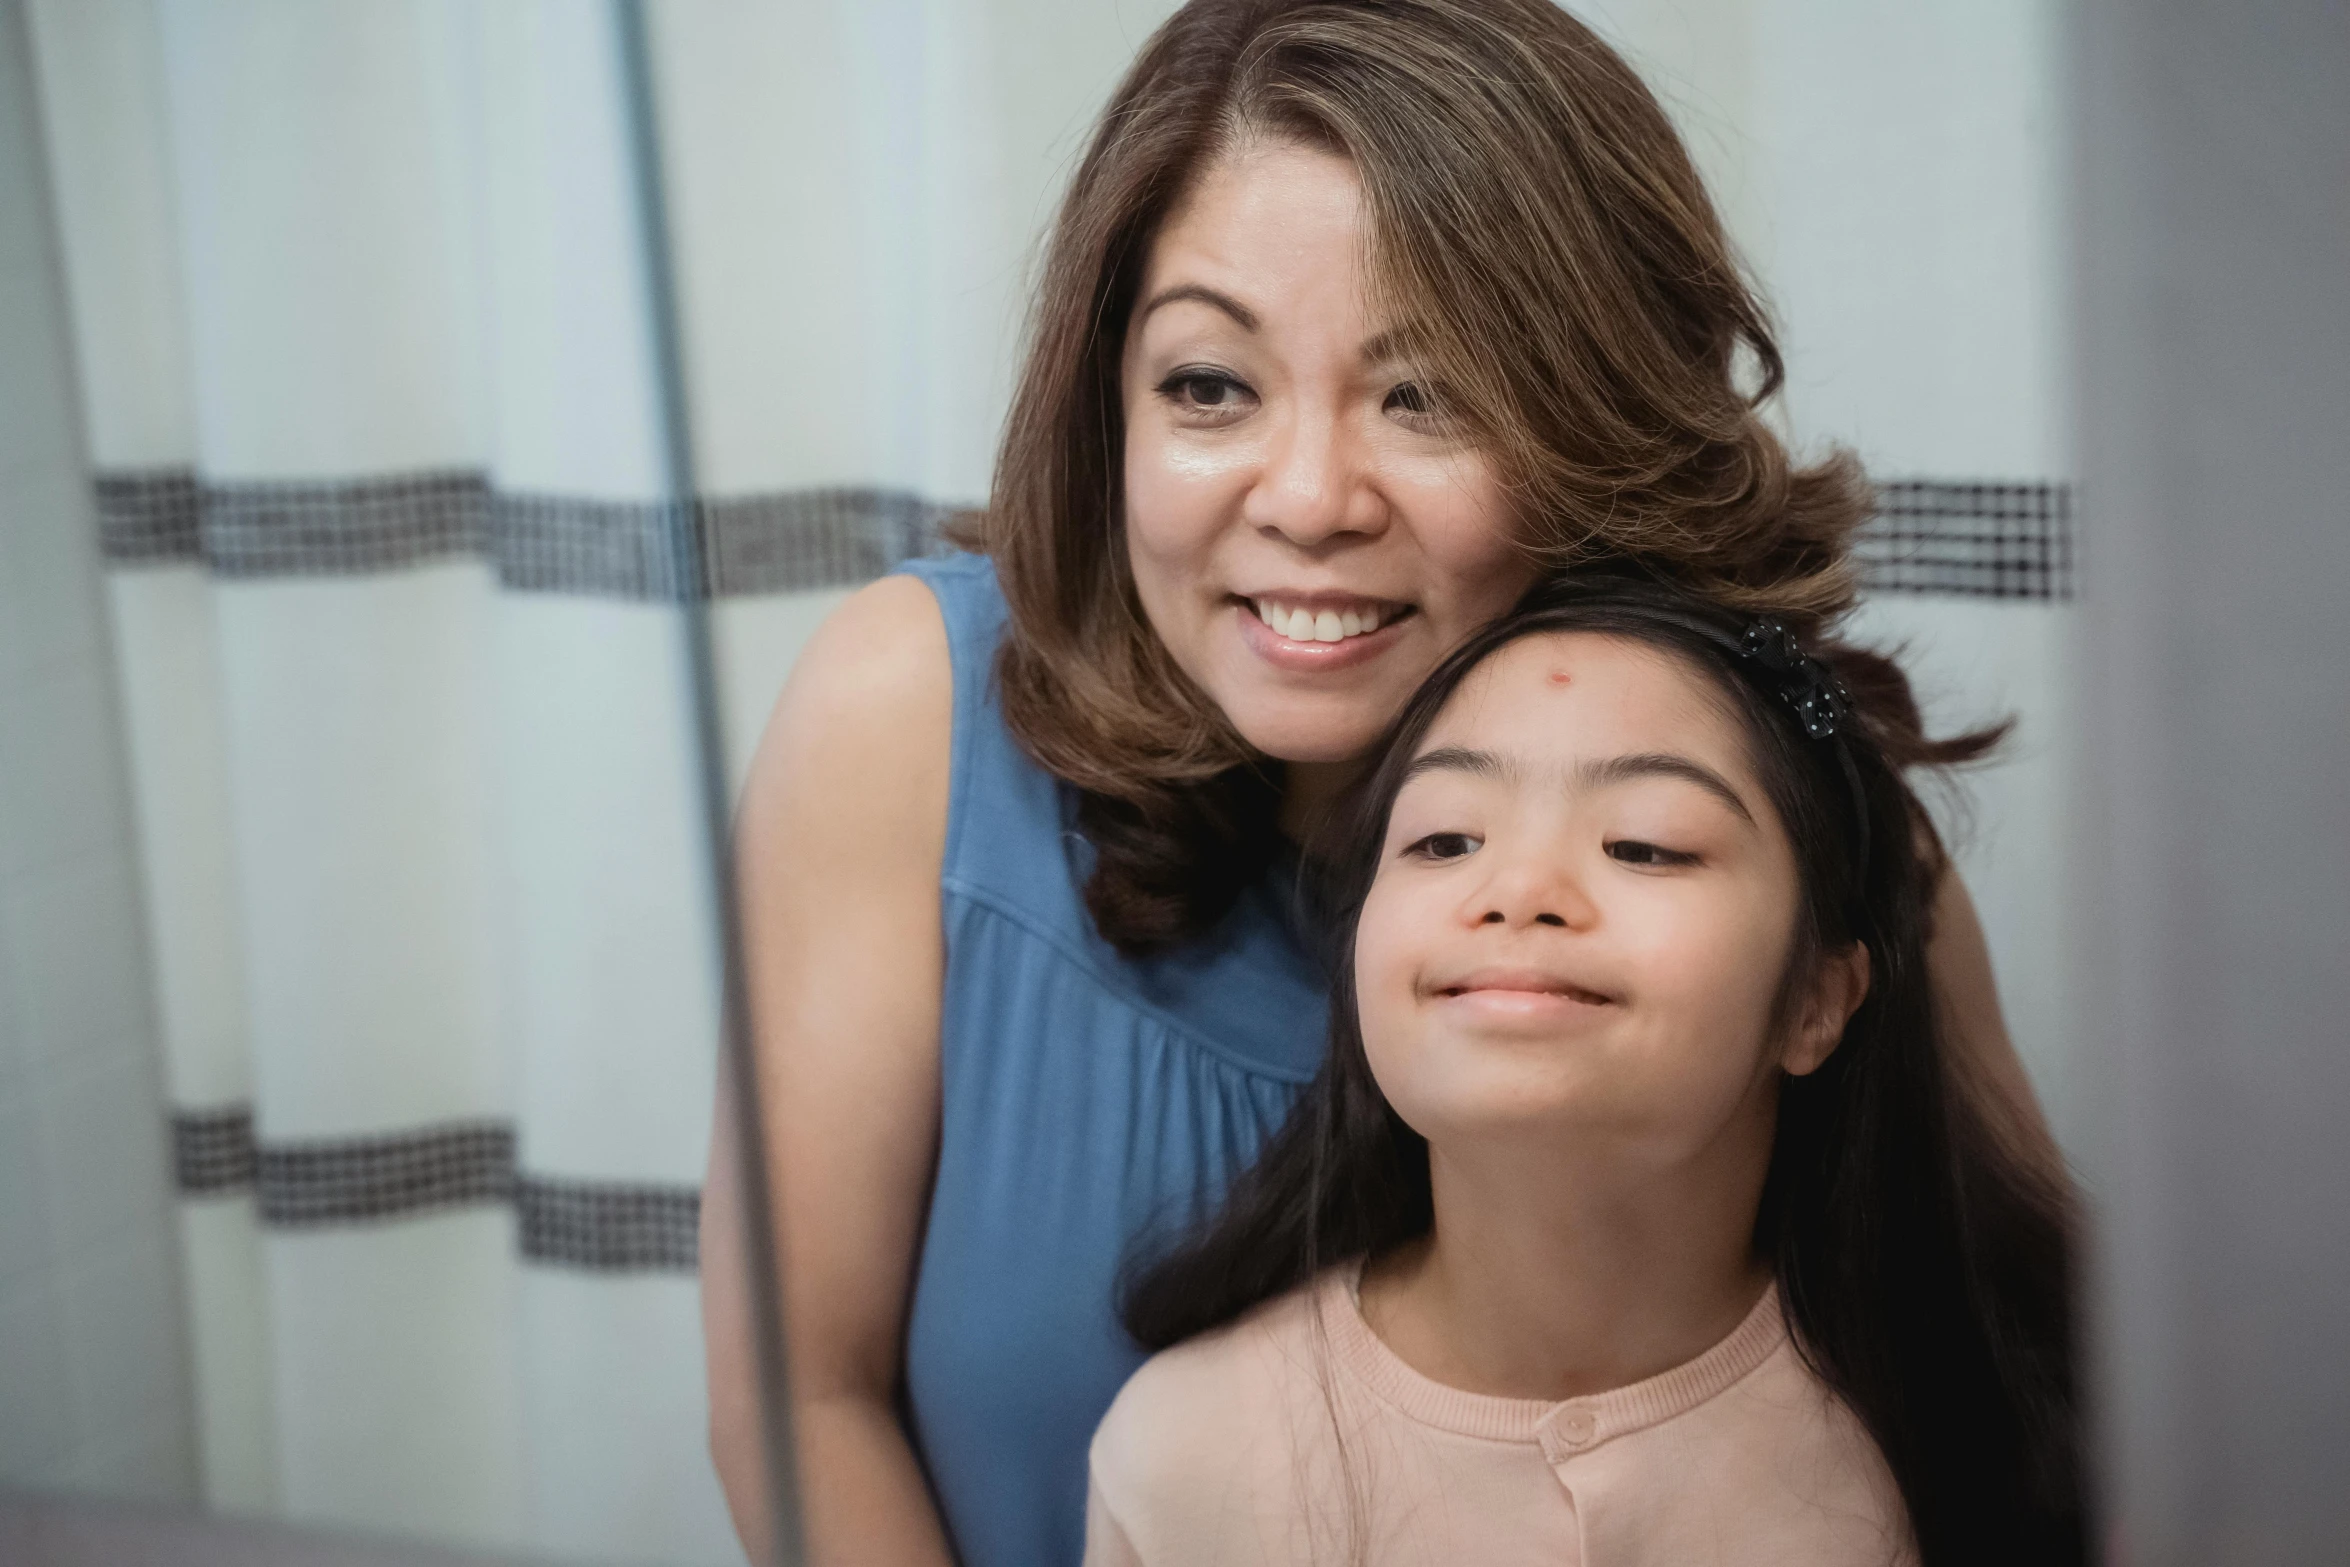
[759,575,950,755]
[737,574,952,850]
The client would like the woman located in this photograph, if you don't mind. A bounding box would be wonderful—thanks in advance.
[700,3,2054,1564]
[1093,580,2081,1564]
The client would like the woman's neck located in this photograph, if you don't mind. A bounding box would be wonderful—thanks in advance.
[1279,758,1364,842]
[1359,1115,1776,1403]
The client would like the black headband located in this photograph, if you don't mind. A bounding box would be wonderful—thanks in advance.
[1734,619,1871,882]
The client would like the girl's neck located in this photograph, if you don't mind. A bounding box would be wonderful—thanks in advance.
[1359,1123,1775,1404]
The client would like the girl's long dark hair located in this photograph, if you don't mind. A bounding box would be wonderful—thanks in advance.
[1121,577,2084,1566]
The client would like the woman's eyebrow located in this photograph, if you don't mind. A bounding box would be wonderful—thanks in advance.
[1136,283,1257,332]
[1356,324,1429,365]
[1577,752,1753,822]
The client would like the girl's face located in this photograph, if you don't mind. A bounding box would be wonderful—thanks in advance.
[1119,139,1536,766]
[1352,632,1862,1174]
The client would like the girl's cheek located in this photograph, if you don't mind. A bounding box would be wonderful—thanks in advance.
[1351,887,1427,1043]
[1351,891,1400,1015]
[1636,898,1798,1075]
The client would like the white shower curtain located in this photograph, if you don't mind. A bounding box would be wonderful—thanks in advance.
[32,2,735,1557]
[22,1,2074,1562]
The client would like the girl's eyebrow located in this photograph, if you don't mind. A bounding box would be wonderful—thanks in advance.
[1400,745,1507,785]
[1401,744,1753,822]
[1577,752,1754,822]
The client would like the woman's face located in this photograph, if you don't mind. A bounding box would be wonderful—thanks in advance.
[1352,632,1862,1175]
[1120,139,1536,765]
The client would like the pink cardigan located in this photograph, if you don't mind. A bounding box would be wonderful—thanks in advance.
[1085,1271,1915,1566]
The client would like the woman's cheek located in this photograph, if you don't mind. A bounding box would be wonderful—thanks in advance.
[1391,459,1529,630]
[1121,437,1209,568]
[1120,444,1223,667]
[1122,432,1261,665]
[1123,416,1257,551]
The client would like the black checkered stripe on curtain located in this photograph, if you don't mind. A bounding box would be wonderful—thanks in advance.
[95,466,2072,601]
[1857,480,2074,600]
[93,466,972,599]
[171,1107,700,1273]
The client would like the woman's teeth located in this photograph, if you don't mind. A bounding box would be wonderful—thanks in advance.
[1251,600,1391,643]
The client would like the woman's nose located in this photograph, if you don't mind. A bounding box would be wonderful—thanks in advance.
[1244,403,1384,546]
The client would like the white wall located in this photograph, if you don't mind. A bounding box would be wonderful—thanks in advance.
[2073,0,2350,1556]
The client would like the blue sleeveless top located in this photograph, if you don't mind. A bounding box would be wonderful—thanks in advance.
[895,554,1330,1567]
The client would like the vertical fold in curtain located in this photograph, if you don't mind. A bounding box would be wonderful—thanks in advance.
[31,0,736,1558]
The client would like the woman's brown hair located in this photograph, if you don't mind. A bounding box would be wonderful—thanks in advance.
[978,0,1874,953]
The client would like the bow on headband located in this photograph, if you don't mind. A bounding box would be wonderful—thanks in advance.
[1738,620,1852,741]
[1737,618,1871,879]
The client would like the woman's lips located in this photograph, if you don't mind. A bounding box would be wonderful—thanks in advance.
[1234,597,1414,672]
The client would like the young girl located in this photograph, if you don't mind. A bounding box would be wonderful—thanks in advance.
[1091,580,2083,1565]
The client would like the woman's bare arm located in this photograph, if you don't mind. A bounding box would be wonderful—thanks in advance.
[1927,866,2064,1180]
[702,575,956,1566]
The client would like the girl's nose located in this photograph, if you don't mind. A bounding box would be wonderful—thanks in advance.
[1244,403,1386,547]
[1469,850,1598,932]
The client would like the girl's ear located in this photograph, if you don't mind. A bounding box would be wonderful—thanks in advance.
[1782,941,1870,1077]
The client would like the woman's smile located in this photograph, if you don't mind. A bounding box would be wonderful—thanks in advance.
[1241,591,1412,643]
[1233,594,1419,671]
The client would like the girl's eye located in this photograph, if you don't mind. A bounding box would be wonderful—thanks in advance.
[1404,831,1481,862]
[1157,369,1254,415]
[1606,839,1698,869]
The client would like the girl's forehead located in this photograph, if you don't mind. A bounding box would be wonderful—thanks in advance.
[1425,632,1736,749]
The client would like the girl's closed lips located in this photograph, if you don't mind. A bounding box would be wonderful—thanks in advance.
[1427,967,1619,1014]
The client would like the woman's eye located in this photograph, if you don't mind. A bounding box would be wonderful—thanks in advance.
[1606,839,1698,868]
[1157,369,1253,414]
[1383,379,1454,425]
[1404,831,1480,862]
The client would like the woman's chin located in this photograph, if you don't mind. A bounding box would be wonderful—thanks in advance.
[1225,699,1395,767]
[1240,731,1379,768]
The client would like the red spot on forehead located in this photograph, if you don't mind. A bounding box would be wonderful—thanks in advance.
[1548,668,1573,686]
